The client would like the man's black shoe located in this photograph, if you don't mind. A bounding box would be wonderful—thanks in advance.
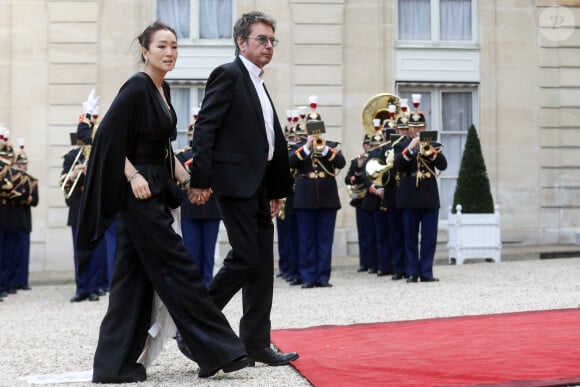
[198,355,249,378]
[289,279,303,286]
[88,293,100,301]
[316,281,333,288]
[70,293,88,302]
[368,268,378,274]
[356,266,368,273]
[420,276,439,282]
[406,276,418,283]
[392,274,405,280]
[247,347,299,366]
[19,285,31,290]
[175,331,196,362]
[301,282,315,289]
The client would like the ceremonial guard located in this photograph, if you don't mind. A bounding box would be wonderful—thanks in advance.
[289,100,346,288]
[276,109,301,285]
[9,140,39,291]
[395,95,447,283]
[361,128,387,275]
[61,90,106,301]
[176,108,221,286]
[388,112,411,280]
[0,127,16,300]
[345,134,375,273]
[275,110,296,280]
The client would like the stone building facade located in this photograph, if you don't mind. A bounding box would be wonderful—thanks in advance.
[0,0,578,275]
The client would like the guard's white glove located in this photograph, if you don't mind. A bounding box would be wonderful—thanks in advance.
[92,105,100,119]
[82,89,100,114]
[82,101,92,114]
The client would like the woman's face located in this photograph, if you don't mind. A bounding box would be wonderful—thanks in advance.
[143,29,178,73]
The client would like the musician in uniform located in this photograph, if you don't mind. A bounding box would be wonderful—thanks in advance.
[275,113,295,281]
[61,93,106,301]
[388,116,411,280]
[362,131,391,276]
[284,122,305,286]
[345,134,375,273]
[395,110,447,282]
[0,129,15,299]
[8,141,39,291]
[175,116,221,286]
[289,114,346,288]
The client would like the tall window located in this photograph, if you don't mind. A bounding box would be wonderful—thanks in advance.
[398,0,473,42]
[397,85,478,219]
[157,0,233,40]
[169,85,205,148]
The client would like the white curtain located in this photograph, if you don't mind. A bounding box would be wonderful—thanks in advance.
[441,92,472,176]
[398,0,431,40]
[170,88,191,148]
[440,0,472,40]
[157,0,191,39]
[440,91,472,217]
[199,0,232,39]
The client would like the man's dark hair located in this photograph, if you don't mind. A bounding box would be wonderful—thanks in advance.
[233,11,276,56]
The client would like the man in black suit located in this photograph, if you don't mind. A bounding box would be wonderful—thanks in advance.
[187,11,298,367]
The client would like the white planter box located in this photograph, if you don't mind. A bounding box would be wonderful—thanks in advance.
[447,204,502,265]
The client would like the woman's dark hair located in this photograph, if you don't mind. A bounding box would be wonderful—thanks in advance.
[233,11,276,56]
[136,20,178,63]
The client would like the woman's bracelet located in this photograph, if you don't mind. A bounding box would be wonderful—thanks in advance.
[127,170,140,182]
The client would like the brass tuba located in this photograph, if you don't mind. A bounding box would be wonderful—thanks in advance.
[361,93,401,135]
[362,93,403,186]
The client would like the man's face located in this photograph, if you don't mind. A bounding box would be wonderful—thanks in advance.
[397,127,409,136]
[237,22,275,68]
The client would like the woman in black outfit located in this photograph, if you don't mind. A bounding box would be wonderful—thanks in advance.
[76,21,248,383]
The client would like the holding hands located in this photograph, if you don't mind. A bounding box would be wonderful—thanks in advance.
[187,187,212,205]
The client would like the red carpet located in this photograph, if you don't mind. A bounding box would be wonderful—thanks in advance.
[271,309,580,387]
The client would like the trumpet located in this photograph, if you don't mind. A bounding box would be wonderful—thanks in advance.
[420,142,436,157]
[60,145,90,199]
[313,134,326,155]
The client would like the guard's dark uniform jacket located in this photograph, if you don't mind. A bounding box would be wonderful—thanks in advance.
[289,140,346,209]
[62,148,87,227]
[394,140,447,209]
[361,146,386,212]
[344,157,367,208]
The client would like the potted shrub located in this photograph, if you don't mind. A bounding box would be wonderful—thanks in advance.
[447,125,501,264]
